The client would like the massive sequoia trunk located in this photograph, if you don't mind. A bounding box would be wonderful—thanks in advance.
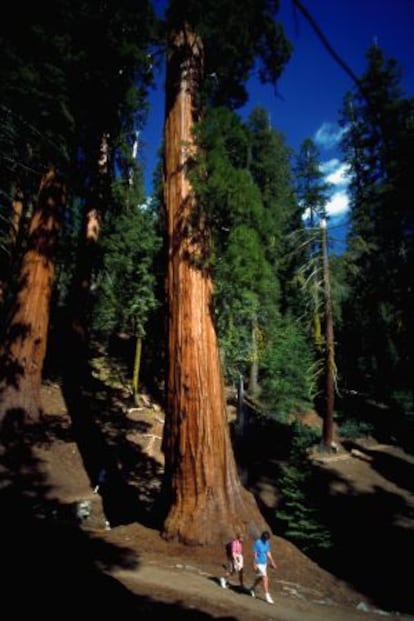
[161,24,268,545]
[0,165,66,431]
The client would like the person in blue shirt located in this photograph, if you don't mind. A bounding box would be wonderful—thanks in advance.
[249,530,277,604]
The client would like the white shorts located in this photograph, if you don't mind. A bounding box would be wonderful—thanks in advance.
[233,554,243,572]
[256,563,267,577]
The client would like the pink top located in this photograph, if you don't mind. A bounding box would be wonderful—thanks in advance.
[231,538,243,555]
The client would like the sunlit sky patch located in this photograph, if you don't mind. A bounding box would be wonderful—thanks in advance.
[314,122,346,150]
[322,158,350,217]
[325,191,349,217]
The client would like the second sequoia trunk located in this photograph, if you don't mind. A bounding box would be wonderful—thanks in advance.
[0,165,66,430]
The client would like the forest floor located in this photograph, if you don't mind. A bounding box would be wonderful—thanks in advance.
[1,372,414,621]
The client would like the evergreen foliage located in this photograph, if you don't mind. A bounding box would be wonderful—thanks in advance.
[339,45,414,409]
[276,423,332,553]
[295,138,331,225]
[0,0,160,400]
[260,317,315,420]
[93,182,161,339]
[192,105,316,415]
[166,0,292,109]
[291,139,340,413]
[247,108,300,300]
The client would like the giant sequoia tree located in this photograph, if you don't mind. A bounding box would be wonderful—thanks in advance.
[0,0,156,431]
[160,0,291,544]
[0,167,66,427]
[0,3,74,429]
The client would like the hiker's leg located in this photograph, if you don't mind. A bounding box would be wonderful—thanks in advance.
[252,575,261,589]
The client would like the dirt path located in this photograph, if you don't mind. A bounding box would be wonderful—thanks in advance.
[4,381,410,621]
[107,557,413,621]
[27,430,414,620]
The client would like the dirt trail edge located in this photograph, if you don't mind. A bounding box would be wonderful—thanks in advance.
[106,557,413,621]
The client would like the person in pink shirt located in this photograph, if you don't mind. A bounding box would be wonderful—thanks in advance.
[220,533,245,590]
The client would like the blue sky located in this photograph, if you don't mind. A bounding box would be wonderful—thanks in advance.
[141,1,414,249]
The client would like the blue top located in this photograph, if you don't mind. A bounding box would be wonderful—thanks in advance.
[253,538,270,564]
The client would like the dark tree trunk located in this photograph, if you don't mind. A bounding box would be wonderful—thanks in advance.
[67,133,109,353]
[0,165,66,431]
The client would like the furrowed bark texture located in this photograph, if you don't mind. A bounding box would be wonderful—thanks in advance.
[0,166,65,430]
[162,25,268,545]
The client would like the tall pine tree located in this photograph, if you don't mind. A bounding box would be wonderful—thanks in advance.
[340,45,414,409]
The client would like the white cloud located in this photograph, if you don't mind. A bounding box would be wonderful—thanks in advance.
[320,158,340,174]
[322,160,350,216]
[326,191,349,217]
[301,156,351,223]
[325,162,350,187]
[314,122,346,150]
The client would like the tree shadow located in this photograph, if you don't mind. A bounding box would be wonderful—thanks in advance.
[44,304,162,529]
[47,336,414,615]
[0,437,137,608]
[208,576,248,595]
[337,390,414,455]
[310,464,414,614]
[59,367,164,529]
[0,434,237,620]
[342,439,414,495]
[237,416,414,615]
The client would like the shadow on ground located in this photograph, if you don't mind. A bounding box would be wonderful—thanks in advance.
[33,333,414,617]
[311,444,414,614]
[0,440,236,620]
[243,416,414,615]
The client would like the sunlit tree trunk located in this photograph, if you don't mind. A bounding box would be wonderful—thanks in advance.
[249,313,259,396]
[132,335,142,405]
[320,219,335,448]
[161,24,268,545]
[0,165,66,430]
[309,206,323,352]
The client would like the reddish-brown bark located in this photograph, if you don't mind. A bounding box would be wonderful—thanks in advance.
[0,165,66,430]
[161,25,268,545]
